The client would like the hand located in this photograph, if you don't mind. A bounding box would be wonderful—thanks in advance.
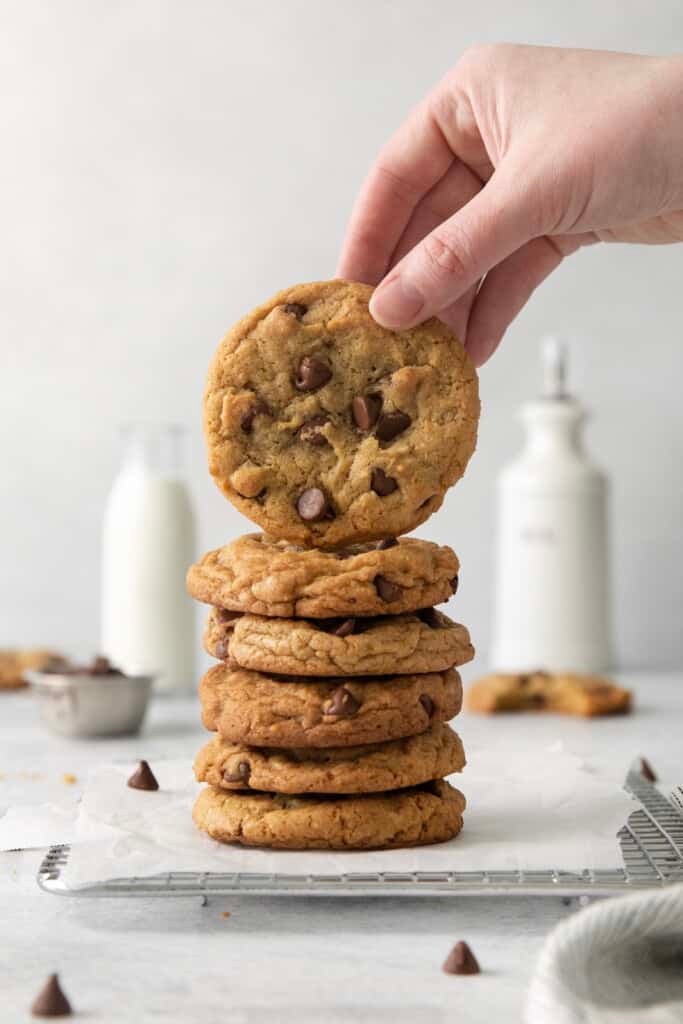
[338,45,683,365]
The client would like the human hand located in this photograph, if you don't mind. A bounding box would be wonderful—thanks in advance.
[338,45,683,364]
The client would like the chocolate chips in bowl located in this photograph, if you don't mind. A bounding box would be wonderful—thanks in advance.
[25,655,154,738]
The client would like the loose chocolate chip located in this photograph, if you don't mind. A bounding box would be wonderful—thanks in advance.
[295,356,332,391]
[31,974,73,1018]
[451,574,459,595]
[298,414,330,446]
[214,640,229,660]
[240,399,270,433]
[296,487,331,522]
[224,761,251,785]
[371,467,398,496]
[375,410,411,442]
[419,694,435,716]
[442,941,481,976]
[374,574,402,602]
[376,537,398,550]
[640,757,657,782]
[282,302,307,318]
[127,760,159,792]
[323,686,360,718]
[418,607,443,629]
[352,394,382,431]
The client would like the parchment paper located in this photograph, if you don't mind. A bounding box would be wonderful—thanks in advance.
[59,742,634,885]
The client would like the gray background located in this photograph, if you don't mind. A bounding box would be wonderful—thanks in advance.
[1,0,681,671]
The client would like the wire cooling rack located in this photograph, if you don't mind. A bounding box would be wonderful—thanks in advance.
[37,760,683,898]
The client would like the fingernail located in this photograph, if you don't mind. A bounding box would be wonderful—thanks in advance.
[370,275,424,328]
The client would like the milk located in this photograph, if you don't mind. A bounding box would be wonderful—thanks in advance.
[101,427,196,692]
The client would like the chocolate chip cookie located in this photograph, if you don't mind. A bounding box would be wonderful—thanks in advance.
[187,533,460,618]
[0,649,63,689]
[203,280,479,546]
[194,722,465,794]
[193,779,466,849]
[199,663,462,747]
[204,606,474,676]
[466,671,632,717]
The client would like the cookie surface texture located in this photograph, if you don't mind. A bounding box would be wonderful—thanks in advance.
[193,780,466,849]
[199,664,462,747]
[194,723,465,794]
[187,533,460,618]
[203,280,479,547]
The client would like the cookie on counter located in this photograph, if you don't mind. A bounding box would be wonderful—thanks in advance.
[194,722,465,794]
[466,671,632,717]
[203,280,479,547]
[187,533,460,618]
[193,779,466,850]
[199,664,462,748]
[204,605,474,676]
[0,649,62,689]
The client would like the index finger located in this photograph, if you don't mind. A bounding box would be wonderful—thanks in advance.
[337,98,454,285]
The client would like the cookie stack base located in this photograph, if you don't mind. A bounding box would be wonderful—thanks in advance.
[193,780,466,851]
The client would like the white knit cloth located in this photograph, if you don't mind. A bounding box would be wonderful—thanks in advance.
[526,884,683,1023]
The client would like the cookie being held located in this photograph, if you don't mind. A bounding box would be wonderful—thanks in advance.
[203,280,479,546]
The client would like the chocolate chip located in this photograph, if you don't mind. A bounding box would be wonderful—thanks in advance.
[640,757,657,782]
[298,414,330,446]
[419,694,435,716]
[374,575,402,602]
[91,655,113,675]
[418,608,443,629]
[214,640,229,660]
[296,487,331,522]
[318,617,357,636]
[451,574,459,594]
[295,356,332,391]
[240,399,270,433]
[282,302,307,318]
[442,941,481,976]
[371,468,398,496]
[352,394,382,431]
[331,618,356,637]
[31,973,73,1017]
[323,686,360,717]
[127,760,159,791]
[375,410,411,442]
[224,761,251,785]
[215,608,240,623]
[376,537,398,550]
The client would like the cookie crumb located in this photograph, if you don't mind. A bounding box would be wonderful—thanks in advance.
[221,911,231,919]
[62,773,77,786]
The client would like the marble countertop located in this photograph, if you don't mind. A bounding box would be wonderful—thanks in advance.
[1,672,681,1023]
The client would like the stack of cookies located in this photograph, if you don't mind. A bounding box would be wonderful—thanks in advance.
[187,280,480,851]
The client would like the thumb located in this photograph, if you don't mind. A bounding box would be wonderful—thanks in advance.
[369,166,536,329]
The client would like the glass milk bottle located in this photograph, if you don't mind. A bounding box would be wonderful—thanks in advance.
[101,425,196,692]
[491,339,611,673]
